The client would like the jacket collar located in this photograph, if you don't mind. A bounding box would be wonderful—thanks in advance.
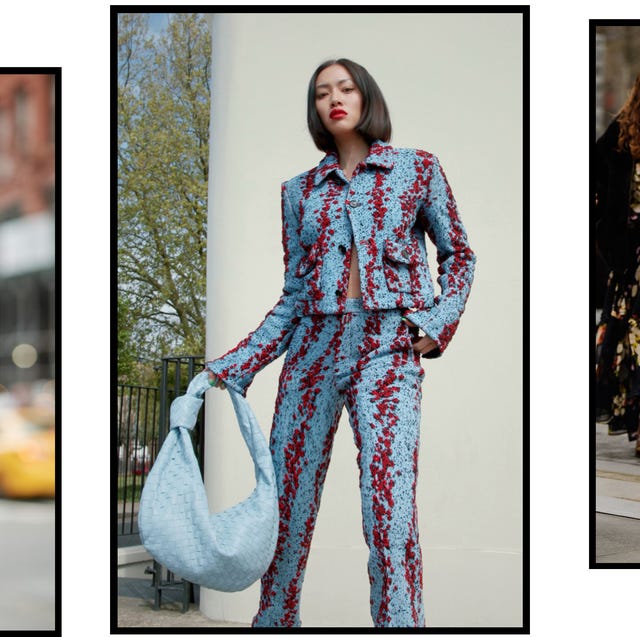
[312,140,395,186]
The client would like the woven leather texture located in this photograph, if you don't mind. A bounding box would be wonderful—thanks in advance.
[138,371,279,592]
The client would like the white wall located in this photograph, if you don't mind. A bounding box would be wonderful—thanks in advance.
[203,12,523,628]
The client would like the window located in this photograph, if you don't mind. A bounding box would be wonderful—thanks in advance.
[0,106,13,180]
[49,74,55,144]
[15,86,29,154]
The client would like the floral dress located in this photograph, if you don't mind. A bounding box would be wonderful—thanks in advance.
[596,161,640,440]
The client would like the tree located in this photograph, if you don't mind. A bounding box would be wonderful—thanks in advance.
[117,291,135,379]
[117,13,211,377]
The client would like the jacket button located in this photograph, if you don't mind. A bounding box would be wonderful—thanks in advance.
[348,201,361,208]
[401,249,410,259]
[335,289,343,296]
[338,245,347,254]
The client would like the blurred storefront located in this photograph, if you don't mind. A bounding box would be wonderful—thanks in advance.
[0,74,55,402]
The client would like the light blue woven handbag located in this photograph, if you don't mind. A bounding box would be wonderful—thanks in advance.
[138,370,279,592]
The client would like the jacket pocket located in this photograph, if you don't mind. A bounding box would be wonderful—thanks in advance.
[383,238,418,293]
[295,242,321,277]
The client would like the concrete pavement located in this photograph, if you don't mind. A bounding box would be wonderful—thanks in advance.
[0,498,55,631]
[117,576,250,628]
[595,424,640,564]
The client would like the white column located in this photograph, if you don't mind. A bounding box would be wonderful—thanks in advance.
[201,13,296,624]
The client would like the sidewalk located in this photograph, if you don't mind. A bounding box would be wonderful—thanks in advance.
[117,576,250,628]
[595,424,640,564]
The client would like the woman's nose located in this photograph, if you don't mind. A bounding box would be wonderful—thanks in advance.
[330,93,341,106]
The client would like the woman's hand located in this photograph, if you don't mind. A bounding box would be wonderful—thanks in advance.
[403,318,438,356]
[204,367,226,389]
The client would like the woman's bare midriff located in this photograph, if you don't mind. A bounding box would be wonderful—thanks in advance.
[347,242,362,298]
[343,169,363,299]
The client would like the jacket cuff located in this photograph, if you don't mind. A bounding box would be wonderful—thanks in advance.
[403,307,459,359]
[205,358,251,397]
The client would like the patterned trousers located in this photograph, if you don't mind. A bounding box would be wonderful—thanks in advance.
[252,298,426,627]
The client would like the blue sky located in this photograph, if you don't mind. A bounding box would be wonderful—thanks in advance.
[147,12,168,37]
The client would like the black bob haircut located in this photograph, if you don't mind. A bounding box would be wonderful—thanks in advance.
[307,58,392,153]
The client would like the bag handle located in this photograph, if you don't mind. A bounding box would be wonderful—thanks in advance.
[169,370,216,431]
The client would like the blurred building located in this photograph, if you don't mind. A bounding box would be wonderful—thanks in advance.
[595,26,640,138]
[0,74,55,391]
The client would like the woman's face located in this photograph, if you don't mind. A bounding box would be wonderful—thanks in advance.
[314,64,363,139]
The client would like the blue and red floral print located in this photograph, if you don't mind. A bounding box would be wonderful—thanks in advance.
[251,300,425,627]
[207,140,475,396]
[205,141,474,626]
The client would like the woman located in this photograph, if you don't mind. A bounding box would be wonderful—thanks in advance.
[595,71,640,456]
[206,58,475,627]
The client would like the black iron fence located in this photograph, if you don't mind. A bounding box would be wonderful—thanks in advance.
[116,355,205,545]
[117,384,159,540]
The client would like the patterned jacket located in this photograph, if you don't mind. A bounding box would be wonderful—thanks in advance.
[207,140,475,395]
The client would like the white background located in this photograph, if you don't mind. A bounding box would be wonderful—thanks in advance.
[0,0,631,635]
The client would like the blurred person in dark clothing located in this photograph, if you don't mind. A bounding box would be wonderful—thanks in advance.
[595,71,640,456]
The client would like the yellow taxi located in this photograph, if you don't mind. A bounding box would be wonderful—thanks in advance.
[0,405,55,499]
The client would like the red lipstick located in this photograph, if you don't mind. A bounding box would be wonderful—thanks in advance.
[330,108,347,120]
